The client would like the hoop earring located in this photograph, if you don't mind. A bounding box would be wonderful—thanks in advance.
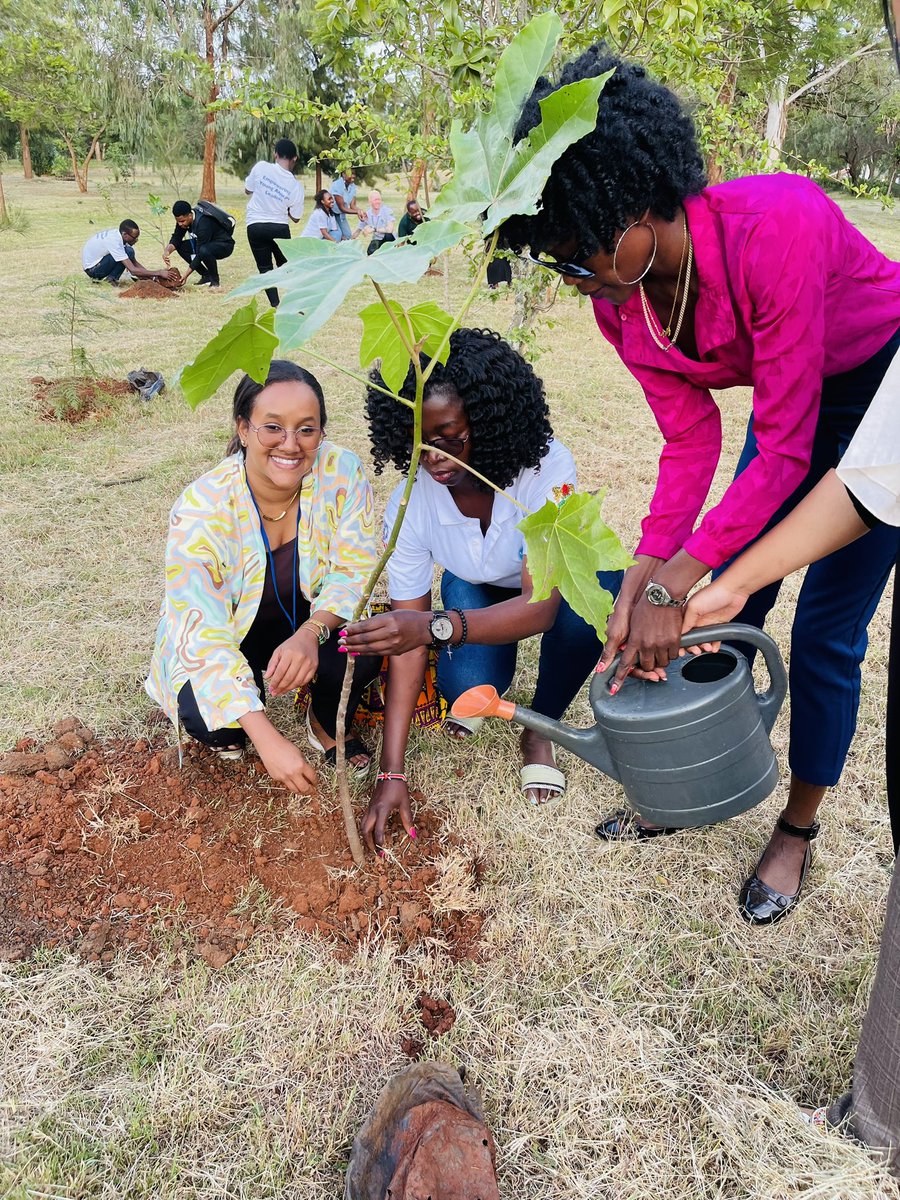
[612,219,658,286]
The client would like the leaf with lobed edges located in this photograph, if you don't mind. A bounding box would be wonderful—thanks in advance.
[519,490,635,638]
[359,300,455,392]
[176,299,278,409]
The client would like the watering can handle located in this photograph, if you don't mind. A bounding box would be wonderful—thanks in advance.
[597,622,788,735]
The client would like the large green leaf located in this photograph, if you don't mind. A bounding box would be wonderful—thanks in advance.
[430,13,612,234]
[358,300,454,392]
[228,219,469,360]
[176,299,278,410]
[519,491,635,639]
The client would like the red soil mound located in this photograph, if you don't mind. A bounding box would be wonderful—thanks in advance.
[0,720,484,968]
[118,280,181,299]
[32,375,133,422]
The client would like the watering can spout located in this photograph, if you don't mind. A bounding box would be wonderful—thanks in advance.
[451,687,618,778]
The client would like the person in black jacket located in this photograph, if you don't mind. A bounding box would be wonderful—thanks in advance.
[163,199,235,289]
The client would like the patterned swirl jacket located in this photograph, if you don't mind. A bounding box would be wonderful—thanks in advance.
[146,444,377,733]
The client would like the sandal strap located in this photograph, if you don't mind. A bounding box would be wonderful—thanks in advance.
[777,814,820,842]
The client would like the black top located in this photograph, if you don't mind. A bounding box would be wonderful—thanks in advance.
[240,537,310,665]
[170,209,233,250]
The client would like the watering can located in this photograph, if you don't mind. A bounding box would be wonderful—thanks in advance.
[451,624,788,828]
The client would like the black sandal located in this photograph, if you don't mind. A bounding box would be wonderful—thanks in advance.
[739,813,820,925]
[594,809,682,841]
[323,737,372,778]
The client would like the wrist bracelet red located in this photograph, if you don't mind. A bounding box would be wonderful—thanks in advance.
[376,772,408,783]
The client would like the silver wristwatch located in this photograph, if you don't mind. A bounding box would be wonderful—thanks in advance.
[428,611,456,650]
[645,579,687,608]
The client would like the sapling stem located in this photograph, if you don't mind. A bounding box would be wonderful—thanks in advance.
[296,345,413,407]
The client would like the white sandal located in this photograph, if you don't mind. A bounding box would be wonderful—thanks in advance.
[444,715,483,738]
[306,709,371,778]
[213,745,244,762]
[520,749,566,806]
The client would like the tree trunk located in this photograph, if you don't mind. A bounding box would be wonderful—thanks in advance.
[765,76,788,167]
[63,136,88,193]
[407,159,426,200]
[20,126,33,180]
[315,162,322,192]
[0,172,8,223]
[200,8,218,202]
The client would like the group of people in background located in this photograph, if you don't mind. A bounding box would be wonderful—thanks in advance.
[138,45,900,1180]
[81,139,427,301]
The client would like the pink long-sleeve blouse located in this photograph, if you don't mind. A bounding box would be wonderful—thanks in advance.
[592,173,900,569]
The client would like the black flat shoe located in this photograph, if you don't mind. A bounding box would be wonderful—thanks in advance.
[594,809,682,841]
[739,813,820,925]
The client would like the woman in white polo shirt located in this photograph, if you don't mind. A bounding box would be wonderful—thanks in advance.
[342,328,622,852]
[301,190,341,242]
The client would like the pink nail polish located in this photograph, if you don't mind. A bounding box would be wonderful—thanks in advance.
[337,646,347,653]
[378,849,385,858]
[409,827,417,839]
[350,651,359,657]
[610,682,619,695]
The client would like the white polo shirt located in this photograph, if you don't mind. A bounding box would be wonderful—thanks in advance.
[82,227,129,270]
[384,439,577,600]
[301,208,340,239]
[244,160,305,226]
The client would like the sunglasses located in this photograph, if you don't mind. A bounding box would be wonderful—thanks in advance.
[420,433,470,457]
[526,251,596,280]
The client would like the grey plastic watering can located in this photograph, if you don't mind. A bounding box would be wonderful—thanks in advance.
[450,623,788,828]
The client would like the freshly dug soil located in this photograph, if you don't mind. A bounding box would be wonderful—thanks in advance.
[0,720,484,968]
[33,375,133,423]
[118,279,181,300]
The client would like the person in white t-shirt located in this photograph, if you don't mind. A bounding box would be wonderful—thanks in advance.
[82,220,178,286]
[361,190,395,255]
[301,190,342,241]
[342,328,623,851]
[244,138,306,308]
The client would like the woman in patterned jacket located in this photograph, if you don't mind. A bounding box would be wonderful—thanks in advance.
[146,360,381,793]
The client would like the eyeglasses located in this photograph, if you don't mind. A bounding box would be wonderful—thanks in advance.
[420,433,470,457]
[526,251,595,279]
[247,420,322,448]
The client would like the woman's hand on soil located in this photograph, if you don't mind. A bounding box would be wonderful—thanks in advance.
[257,731,317,795]
[265,629,319,697]
[342,610,430,656]
[362,776,415,855]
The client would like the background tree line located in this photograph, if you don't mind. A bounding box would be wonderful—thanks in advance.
[0,0,897,221]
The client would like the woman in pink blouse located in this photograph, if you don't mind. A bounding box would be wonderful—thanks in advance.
[503,46,900,925]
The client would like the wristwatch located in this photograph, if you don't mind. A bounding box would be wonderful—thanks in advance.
[645,579,688,608]
[428,611,457,650]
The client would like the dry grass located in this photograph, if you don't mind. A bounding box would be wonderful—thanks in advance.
[1,170,899,1197]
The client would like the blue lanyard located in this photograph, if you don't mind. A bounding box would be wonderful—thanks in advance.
[248,486,300,632]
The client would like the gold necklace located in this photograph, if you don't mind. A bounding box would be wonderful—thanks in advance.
[664,212,689,338]
[639,226,693,352]
[260,488,300,521]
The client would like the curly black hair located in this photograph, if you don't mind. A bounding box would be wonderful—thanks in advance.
[366,328,553,492]
[501,45,707,257]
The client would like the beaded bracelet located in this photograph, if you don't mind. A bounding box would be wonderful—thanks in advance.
[302,618,330,645]
[450,606,468,649]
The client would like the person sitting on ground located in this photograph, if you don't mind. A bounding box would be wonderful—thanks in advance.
[300,190,342,242]
[341,327,623,852]
[330,168,361,241]
[397,198,427,240]
[361,190,396,255]
[244,137,305,308]
[146,360,381,790]
[163,199,236,289]
[82,220,178,286]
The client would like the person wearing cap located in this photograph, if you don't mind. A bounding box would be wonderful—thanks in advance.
[163,200,235,289]
[244,138,305,307]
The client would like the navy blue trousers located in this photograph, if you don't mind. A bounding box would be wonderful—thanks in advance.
[437,568,623,720]
[723,329,900,787]
[84,244,135,282]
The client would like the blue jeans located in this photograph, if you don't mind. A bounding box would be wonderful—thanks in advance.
[335,213,353,241]
[719,327,900,787]
[84,244,135,282]
[437,569,623,721]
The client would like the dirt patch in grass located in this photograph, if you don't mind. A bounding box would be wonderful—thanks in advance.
[32,375,133,422]
[0,719,485,968]
[118,279,182,300]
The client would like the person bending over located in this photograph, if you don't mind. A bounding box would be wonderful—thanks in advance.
[502,45,900,924]
[342,328,622,852]
[163,199,236,289]
[146,360,381,790]
[82,220,178,286]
